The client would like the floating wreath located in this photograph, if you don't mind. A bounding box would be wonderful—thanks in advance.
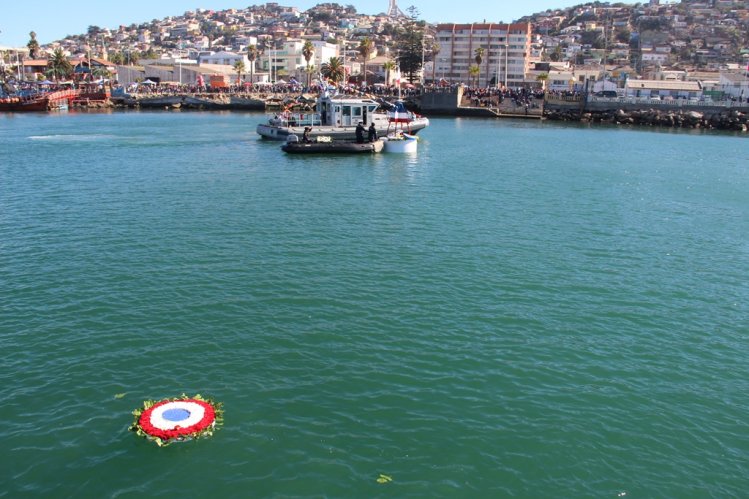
[129,394,223,446]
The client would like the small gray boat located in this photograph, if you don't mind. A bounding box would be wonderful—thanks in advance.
[281,137,384,154]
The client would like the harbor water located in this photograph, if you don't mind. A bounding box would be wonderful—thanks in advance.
[1,110,748,497]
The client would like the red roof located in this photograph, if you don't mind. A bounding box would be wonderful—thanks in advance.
[22,59,49,66]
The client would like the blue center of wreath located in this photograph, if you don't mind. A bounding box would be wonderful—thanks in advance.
[162,408,191,422]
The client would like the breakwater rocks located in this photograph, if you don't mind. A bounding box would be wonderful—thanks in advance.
[112,94,266,111]
[545,108,749,131]
[71,100,114,109]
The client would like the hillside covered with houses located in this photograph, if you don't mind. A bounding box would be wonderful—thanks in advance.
[1,1,748,100]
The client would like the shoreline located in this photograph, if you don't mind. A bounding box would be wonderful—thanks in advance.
[17,90,748,133]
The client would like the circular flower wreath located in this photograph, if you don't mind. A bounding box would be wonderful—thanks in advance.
[129,394,223,446]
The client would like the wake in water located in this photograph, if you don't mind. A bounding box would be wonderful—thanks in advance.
[28,134,117,142]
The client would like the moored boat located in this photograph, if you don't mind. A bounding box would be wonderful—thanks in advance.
[382,133,419,153]
[257,93,429,141]
[281,135,384,154]
[0,89,78,112]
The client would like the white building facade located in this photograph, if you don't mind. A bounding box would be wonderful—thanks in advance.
[435,22,532,88]
[719,71,749,99]
[199,51,249,66]
[259,40,339,82]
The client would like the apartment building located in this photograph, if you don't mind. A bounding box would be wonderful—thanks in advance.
[435,22,532,87]
[259,39,338,81]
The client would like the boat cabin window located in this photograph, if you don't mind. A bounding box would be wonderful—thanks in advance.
[353,107,362,118]
[342,105,353,126]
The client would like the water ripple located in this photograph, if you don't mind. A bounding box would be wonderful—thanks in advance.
[1,112,748,497]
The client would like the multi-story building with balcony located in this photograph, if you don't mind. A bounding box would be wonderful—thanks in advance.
[435,22,532,88]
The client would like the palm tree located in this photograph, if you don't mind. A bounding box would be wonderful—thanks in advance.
[321,56,345,85]
[469,65,480,87]
[431,42,441,84]
[304,64,316,88]
[233,60,246,85]
[536,73,549,92]
[474,47,484,87]
[247,45,258,85]
[383,60,396,86]
[357,37,374,85]
[301,40,315,87]
[27,31,40,59]
[46,48,72,81]
[92,65,111,81]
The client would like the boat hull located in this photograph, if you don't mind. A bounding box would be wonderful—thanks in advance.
[282,139,384,154]
[0,89,79,113]
[383,134,419,153]
[0,99,49,112]
[258,116,430,141]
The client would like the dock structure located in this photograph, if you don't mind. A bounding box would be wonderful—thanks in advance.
[419,86,542,119]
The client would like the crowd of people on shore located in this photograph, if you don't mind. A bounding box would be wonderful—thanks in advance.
[122,80,426,99]
[462,86,545,110]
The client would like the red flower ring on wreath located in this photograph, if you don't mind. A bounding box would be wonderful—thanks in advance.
[130,395,223,446]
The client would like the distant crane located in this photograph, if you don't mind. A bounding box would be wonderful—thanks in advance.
[387,0,406,18]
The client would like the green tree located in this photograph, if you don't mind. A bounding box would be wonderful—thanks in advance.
[201,21,220,48]
[396,21,424,83]
[536,72,548,91]
[321,56,345,84]
[92,65,111,79]
[549,45,563,62]
[474,47,484,86]
[110,52,125,65]
[615,28,631,44]
[358,37,374,85]
[27,31,40,59]
[469,65,480,87]
[383,60,396,85]
[247,45,258,84]
[430,42,440,83]
[233,60,246,85]
[302,40,315,87]
[46,48,72,81]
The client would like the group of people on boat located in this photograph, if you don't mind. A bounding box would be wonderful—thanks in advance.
[355,122,378,143]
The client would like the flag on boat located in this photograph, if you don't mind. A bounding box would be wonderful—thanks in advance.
[388,101,411,123]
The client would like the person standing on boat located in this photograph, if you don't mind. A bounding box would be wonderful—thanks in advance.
[302,127,312,143]
[355,122,366,143]
[368,122,378,142]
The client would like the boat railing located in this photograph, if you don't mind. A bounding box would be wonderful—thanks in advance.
[271,111,322,127]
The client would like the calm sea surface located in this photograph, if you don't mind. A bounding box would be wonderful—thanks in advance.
[1,110,748,498]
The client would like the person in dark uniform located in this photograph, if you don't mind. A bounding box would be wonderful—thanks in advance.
[355,122,365,143]
[368,122,378,142]
[302,127,312,143]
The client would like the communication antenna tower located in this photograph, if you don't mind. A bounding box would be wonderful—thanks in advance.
[387,0,406,18]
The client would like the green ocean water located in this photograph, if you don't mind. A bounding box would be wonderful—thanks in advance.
[1,110,748,498]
